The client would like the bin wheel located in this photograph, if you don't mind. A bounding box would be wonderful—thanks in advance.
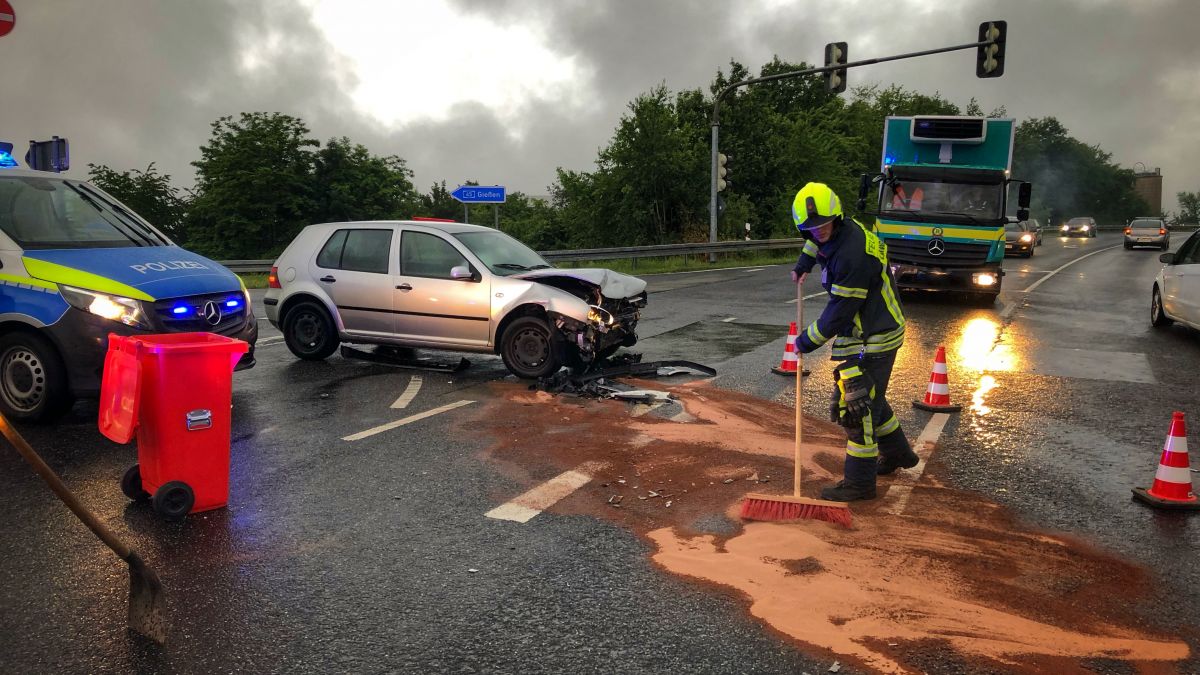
[153,481,194,520]
[121,464,151,502]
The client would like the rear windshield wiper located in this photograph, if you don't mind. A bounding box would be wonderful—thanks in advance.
[63,183,153,247]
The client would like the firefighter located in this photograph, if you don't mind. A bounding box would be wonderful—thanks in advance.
[789,182,919,501]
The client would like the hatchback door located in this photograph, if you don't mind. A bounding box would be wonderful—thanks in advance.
[393,229,491,346]
[309,227,397,337]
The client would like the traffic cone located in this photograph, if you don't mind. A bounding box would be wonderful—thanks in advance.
[913,346,962,413]
[1132,411,1200,511]
[771,323,801,375]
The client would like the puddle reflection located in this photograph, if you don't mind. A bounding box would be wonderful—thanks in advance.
[954,317,1017,416]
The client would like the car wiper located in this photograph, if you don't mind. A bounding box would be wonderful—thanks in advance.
[494,263,532,271]
[528,264,554,270]
[75,183,169,245]
[63,183,152,246]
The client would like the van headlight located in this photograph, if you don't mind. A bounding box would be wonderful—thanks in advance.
[60,285,151,330]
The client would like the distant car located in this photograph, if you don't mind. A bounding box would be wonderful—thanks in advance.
[1003,220,1037,257]
[1061,216,1097,237]
[1125,217,1170,250]
[264,220,647,378]
[1152,230,1200,331]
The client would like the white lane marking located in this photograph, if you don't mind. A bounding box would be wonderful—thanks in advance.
[786,292,826,304]
[342,400,474,441]
[880,412,951,516]
[648,263,786,277]
[257,336,285,347]
[485,461,607,523]
[721,316,738,322]
[1022,244,1122,294]
[999,300,1021,321]
[745,268,765,272]
[390,375,423,409]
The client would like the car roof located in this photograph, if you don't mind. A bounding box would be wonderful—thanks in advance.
[306,220,496,235]
[0,168,74,180]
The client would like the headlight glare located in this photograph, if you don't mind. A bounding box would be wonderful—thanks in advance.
[60,285,150,330]
[1020,234,1032,242]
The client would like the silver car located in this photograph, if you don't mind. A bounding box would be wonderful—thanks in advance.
[1152,230,1200,331]
[263,220,647,378]
[1125,217,1169,250]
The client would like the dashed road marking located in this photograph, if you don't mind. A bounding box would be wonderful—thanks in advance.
[485,461,608,523]
[258,336,285,347]
[721,317,737,322]
[879,412,951,516]
[391,375,423,409]
[342,400,474,441]
[1023,244,1122,294]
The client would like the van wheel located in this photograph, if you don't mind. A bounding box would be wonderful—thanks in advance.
[0,332,72,422]
[500,317,562,379]
[283,301,339,360]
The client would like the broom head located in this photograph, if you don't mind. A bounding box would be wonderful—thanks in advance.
[740,492,852,528]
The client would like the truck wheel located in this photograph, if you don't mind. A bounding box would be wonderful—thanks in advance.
[121,464,151,502]
[500,316,562,379]
[153,481,194,520]
[283,301,339,360]
[0,332,73,423]
[1151,287,1172,328]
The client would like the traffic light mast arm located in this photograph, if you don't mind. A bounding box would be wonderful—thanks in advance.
[708,31,1003,258]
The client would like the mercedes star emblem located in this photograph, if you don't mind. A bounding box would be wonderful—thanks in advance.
[203,301,222,326]
[927,238,946,256]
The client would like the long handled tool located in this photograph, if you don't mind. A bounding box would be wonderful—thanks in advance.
[0,413,167,643]
[740,278,852,527]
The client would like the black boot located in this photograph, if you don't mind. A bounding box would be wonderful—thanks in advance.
[821,455,877,502]
[877,430,919,475]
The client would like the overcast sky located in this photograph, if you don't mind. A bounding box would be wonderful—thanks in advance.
[2,0,1196,212]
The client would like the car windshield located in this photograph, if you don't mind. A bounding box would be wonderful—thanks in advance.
[0,176,169,249]
[882,179,1004,220]
[453,230,552,276]
[1067,218,1091,226]
[1003,222,1025,232]
[1130,219,1162,229]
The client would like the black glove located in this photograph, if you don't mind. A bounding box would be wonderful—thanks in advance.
[835,362,874,426]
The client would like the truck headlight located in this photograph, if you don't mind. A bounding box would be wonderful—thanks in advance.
[972,273,997,287]
[60,285,151,330]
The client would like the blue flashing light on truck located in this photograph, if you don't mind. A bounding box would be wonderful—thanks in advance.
[856,116,1032,303]
[0,137,257,421]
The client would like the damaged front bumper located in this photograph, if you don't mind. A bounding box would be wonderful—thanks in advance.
[550,294,644,368]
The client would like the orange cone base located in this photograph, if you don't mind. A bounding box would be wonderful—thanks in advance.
[1132,487,1200,511]
[913,399,962,413]
[771,367,811,376]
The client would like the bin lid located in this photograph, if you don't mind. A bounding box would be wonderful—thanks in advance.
[98,337,142,444]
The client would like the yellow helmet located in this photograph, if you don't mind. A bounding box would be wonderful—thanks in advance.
[792,182,843,231]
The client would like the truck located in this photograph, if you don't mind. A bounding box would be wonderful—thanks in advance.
[0,138,258,421]
[856,116,1032,303]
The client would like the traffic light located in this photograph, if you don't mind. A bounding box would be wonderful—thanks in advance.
[717,152,731,191]
[824,42,848,93]
[976,21,1006,78]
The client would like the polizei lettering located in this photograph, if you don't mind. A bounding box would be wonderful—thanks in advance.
[131,260,210,274]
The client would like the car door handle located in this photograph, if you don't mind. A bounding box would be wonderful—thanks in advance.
[319,275,336,283]
[396,283,413,291]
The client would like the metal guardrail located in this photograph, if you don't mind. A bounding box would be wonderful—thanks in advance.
[219,226,1200,274]
[218,238,808,274]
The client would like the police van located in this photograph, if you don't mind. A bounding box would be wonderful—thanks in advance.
[0,140,257,421]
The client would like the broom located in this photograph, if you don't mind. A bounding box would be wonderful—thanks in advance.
[740,277,852,527]
[0,413,167,643]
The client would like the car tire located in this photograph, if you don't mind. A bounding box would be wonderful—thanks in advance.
[121,464,151,502]
[283,301,339,361]
[153,481,194,520]
[0,331,73,423]
[500,316,562,379]
[1151,287,1173,328]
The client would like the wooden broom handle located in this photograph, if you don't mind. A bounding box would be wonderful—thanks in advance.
[795,279,803,498]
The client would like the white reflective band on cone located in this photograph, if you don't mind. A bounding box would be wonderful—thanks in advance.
[929,383,950,395]
[783,352,798,362]
[933,362,948,374]
[1155,465,1195,485]
[1163,437,1188,454]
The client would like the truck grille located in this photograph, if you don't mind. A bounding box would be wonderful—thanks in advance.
[152,292,248,335]
[883,238,991,268]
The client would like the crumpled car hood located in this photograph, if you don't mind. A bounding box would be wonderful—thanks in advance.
[513,268,647,299]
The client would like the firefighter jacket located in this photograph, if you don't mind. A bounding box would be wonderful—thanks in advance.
[795,219,906,360]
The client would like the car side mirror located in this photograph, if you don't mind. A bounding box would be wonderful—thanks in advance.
[450,265,475,280]
[1160,252,1175,265]
[856,173,872,212]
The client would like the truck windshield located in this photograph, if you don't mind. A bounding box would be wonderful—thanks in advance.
[882,179,1004,221]
[453,230,553,276]
[0,175,169,249]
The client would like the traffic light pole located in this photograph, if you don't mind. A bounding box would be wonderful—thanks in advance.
[708,33,1000,261]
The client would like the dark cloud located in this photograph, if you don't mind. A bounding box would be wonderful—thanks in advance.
[3,1,1197,210]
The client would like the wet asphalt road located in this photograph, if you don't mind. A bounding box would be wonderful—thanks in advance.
[1,231,1198,673]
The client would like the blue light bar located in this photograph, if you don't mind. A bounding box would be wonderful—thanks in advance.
[225,299,241,308]
[0,151,17,168]
[172,305,190,315]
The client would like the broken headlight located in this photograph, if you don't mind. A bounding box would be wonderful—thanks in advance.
[587,305,615,331]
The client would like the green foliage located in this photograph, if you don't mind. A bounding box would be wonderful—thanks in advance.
[419,181,461,220]
[1177,192,1200,224]
[1012,117,1149,226]
[313,137,420,223]
[86,163,189,242]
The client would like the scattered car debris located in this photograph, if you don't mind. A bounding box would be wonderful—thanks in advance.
[535,357,716,399]
[722,478,735,484]
[341,345,470,373]
[468,568,479,574]
[610,389,675,403]
[828,661,841,673]
[608,495,624,507]
[665,501,672,508]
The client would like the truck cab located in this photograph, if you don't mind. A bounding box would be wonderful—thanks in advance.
[0,141,257,421]
[859,116,1032,303]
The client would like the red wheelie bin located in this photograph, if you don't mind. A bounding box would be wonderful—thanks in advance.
[99,333,248,520]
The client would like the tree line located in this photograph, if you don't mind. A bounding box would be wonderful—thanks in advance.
[89,59,1153,261]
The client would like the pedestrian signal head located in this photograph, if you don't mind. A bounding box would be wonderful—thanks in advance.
[793,182,843,234]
